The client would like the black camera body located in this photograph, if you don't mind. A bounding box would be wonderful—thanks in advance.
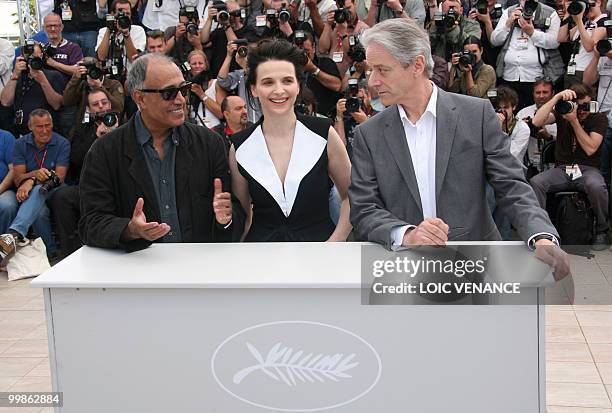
[80,60,104,80]
[266,8,278,24]
[524,116,541,136]
[347,35,366,63]
[457,50,476,68]
[22,40,44,71]
[295,100,310,115]
[93,111,119,127]
[39,170,61,195]
[345,78,362,114]
[443,6,459,28]
[294,30,306,46]
[181,7,200,35]
[233,39,249,57]
[476,0,488,15]
[521,0,538,20]
[213,1,229,22]
[555,100,598,114]
[334,0,351,25]
[567,0,589,15]
[596,20,612,54]
[490,4,503,22]
[116,10,131,30]
[278,4,291,23]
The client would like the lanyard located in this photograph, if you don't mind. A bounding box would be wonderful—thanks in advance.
[33,146,48,170]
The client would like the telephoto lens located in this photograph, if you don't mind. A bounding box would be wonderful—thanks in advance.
[554,100,577,114]
[102,112,119,127]
[567,0,587,15]
[278,7,291,23]
[476,0,488,14]
[116,11,131,30]
[28,57,44,71]
[522,0,538,19]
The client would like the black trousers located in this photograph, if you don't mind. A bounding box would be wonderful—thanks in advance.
[530,165,609,233]
[50,185,82,258]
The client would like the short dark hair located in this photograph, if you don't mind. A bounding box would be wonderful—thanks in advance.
[463,36,482,49]
[221,96,230,114]
[570,83,593,100]
[86,87,111,106]
[246,39,305,88]
[496,85,519,108]
[111,0,131,13]
[533,76,554,90]
[146,29,165,40]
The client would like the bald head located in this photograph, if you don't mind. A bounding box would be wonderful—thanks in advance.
[127,53,181,94]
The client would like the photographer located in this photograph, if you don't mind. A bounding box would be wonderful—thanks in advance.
[96,0,146,80]
[217,41,262,123]
[334,78,371,159]
[142,0,207,31]
[491,0,562,109]
[0,43,64,136]
[319,0,369,75]
[261,0,296,39]
[496,85,531,161]
[212,95,251,152]
[183,50,224,128]
[448,36,496,97]
[51,88,119,258]
[0,110,70,263]
[531,83,609,249]
[428,0,482,61]
[296,0,338,37]
[62,56,124,139]
[558,0,607,86]
[164,6,203,65]
[364,0,425,27]
[202,0,256,77]
[53,0,103,57]
[300,31,343,116]
[468,0,504,66]
[145,30,168,53]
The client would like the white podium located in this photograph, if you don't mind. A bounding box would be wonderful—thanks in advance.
[31,242,547,413]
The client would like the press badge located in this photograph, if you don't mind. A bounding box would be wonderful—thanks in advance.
[256,15,267,27]
[566,164,582,180]
[332,51,343,62]
[516,36,529,50]
[61,2,72,20]
[83,112,90,123]
[567,62,576,75]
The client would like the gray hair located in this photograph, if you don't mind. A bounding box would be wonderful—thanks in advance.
[28,108,52,124]
[126,53,177,94]
[360,18,434,78]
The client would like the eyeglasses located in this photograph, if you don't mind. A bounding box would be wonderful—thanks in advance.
[138,82,192,101]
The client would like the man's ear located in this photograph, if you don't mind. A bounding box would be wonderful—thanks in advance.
[132,90,145,108]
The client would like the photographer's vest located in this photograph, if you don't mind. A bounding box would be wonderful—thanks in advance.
[495,3,564,82]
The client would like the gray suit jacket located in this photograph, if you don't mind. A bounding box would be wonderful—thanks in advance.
[349,88,558,249]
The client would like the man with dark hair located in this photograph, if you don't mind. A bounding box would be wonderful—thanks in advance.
[145,30,167,54]
[0,109,70,263]
[428,0,482,61]
[79,53,244,251]
[531,83,609,249]
[213,95,250,152]
[0,43,64,136]
[62,56,124,138]
[52,88,119,258]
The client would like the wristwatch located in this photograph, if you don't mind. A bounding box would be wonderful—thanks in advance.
[313,67,321,77]
[532,234,560,246]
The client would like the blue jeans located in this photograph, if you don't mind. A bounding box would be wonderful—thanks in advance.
[9,184,62,253]
[63,31,98,58]
[0,190,18,233]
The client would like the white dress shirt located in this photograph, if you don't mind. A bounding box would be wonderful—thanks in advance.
[490,7,560,82]
[143,0,210,31]
[391,83,438,246]
[96,25,147,72]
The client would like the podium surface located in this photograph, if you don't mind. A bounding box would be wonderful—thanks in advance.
[31,242,546,413]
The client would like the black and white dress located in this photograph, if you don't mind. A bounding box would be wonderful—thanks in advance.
[232,114,335,242]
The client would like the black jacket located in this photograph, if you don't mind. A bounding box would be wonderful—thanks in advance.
[78,116,244,252]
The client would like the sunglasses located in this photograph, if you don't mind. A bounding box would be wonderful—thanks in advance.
[138,82,192,101]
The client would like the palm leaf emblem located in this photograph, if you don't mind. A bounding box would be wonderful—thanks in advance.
[233,342,359,386]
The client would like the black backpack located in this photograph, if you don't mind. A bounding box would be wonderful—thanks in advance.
[553,193,594,257]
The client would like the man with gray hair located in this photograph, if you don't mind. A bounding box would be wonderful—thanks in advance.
[79,53,244,252]
[348,18,571,280]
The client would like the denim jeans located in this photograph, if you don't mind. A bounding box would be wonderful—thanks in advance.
[63,31,98,58]
[0,190,18,233]
[9,184,63,253]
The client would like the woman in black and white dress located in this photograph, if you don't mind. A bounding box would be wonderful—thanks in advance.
[229,39,352,242]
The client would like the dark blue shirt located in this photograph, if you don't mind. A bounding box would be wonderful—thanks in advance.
[12,132,70,172]
[0,129,14,181]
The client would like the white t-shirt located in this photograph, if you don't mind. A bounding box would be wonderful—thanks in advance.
[516,104,557,169]
[194,79,221,129]
[143,0,210,31]
[571,15,606,71]
[96,25,147,72]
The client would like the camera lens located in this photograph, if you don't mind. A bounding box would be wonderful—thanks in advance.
[555,100,576,114]
[237,46,248,57]
[568,0,586,15]
[29,57,44,71]
[597,39,612,54]
[218,10,229,21]
[476,0,488,14]
[88,66,103,79]
[102,112,118,127]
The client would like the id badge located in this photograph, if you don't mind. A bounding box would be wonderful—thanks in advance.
[61,7,72,21]
[567,62,576,75]
[15,109,23,125]
[573,164,583,180]
[83,112,90,123]
[516,36,529,50]
[111,65,118,75]
[256,15,267,27]
[332,51,343,63]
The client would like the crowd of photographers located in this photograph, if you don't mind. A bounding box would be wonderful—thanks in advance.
[0,0,609,260]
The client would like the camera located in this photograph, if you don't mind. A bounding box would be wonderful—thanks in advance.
[266,8,278,23]
[214,1,230,22]
[555,100,598,114]
[521,0,538,20]
[294,30,306,46]
[295,100,310,115]
[476,0,488,15]
[334,0,351,23]
[229,8,247,19]
[116,10,131,30]
[80,59,104,80]
[181,7,200,35]
[22,39,35,57]
[94,111,119,127]
[524,116,541,136]
[567,0,589,15]
[233,39,249,57]
[345,78,362,114]
[443,6,459,28]
[490,4,503,22]
[39,170,61,195]
[106,14,117,31]
[278,4,291,23]
[596,20,612,54]
[22,40,44,71]
[347,35,366,63]
[487,88,498,107]
[457,50,476,68]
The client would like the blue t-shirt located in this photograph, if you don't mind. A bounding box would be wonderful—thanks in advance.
[12,132,70,172]
[0,129,14,181]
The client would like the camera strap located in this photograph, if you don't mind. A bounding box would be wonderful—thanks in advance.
[33,145,48,170]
